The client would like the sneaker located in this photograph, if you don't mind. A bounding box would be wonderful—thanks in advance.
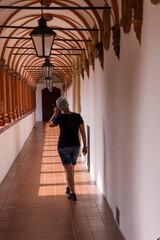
[66,187,70,195]
[68,193,77,201]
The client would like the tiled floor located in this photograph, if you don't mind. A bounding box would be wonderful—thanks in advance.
[0,122,125,240]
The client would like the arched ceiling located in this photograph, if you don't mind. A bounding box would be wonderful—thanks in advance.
[0,0,115,87]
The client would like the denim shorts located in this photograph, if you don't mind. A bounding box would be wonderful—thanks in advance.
[58,146,80,166]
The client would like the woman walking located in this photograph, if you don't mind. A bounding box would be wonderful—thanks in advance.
[49,97,87,201]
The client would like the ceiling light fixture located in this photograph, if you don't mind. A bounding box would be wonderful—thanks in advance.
[41,58,54,78]
[29,0,56,57]
[42,58,54,91]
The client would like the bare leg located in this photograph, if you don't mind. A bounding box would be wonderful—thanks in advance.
[64,164,75,194]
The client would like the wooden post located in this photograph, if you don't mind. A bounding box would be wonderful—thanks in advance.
[13,73,18,119]
[31,88,34,111]
[34,88,36,110]
[24,79,28,113]
[28,85,31,111]
[23,79,26,114]
[26,82,29,113]
[19,77,23,115]
[16,75,21,117]
[8,69,14,121]
[31,87,33,111]
[22,79,25,114]
[0,59,5,126]
[3,65,11,123]
[24,80,27,113]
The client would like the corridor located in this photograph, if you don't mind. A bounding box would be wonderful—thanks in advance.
[0,123,124,240]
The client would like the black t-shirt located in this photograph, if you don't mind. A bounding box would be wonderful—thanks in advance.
[53,113,84,148]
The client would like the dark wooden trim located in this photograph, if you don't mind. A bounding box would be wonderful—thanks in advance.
[0,36,30,40]
[0,6,111,10]
[7,47,86,51]
[23,66,71,67]
[0,25,99,31]
[0,36,91,42]
[7,47,35,49]
[13,53,81,55]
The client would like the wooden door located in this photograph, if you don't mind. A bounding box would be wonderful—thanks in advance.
[42,87,61,122]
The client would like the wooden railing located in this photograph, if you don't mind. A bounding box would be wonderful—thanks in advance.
[0,58,36,133]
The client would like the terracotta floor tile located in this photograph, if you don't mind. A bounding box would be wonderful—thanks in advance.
[0,220,10,232]
[0,232,6,240]
[8,219,26,232]
[41,232,57,240]
[4,232,24,240]
[0,123,125,240]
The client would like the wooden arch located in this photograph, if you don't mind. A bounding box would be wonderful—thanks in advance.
[0,0,111,86]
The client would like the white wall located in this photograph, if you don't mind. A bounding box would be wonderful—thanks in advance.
[65,86,73,111]
[0,112,36,183]
[66,2,160,240]
[36,83,63,121]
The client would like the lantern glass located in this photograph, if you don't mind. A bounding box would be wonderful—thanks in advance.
[32,35,43,56]
[44,35,54,56]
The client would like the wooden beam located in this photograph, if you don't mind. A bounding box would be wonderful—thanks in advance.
[0,25,99,31]
[13,53,81,55]
[0,36,91,42]
[0,6,111,10]
[0,36,30,40]
[7,47,86,51]
[28,70,69,72]
[23,65,71,67]
[7,47,35,49]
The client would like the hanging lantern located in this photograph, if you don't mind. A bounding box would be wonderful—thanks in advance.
[41,58,54,78]
[45,77,53,92]
[29,17,56,57]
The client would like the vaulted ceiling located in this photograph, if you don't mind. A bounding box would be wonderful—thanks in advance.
[0,0,148,88]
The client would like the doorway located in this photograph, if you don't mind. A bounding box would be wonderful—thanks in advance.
[42,87,61,121]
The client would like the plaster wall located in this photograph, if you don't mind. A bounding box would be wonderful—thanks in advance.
[65,86,73,111]
[36,83,63,122]
[67,2,160,240]
[0,112,36,183]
